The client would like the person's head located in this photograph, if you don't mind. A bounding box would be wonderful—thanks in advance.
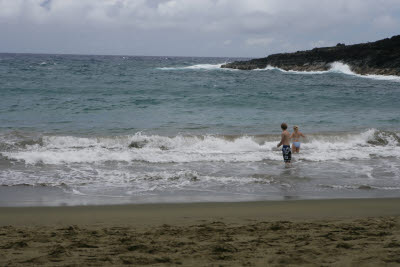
[281,123,288,130]
[293,125,299,132]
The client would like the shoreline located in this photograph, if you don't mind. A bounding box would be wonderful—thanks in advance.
[2,198,400,227]
[2,198,400,266]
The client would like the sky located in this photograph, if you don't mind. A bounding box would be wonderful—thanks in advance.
[1,0,400,57]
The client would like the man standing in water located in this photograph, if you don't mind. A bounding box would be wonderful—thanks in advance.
[277,123,291,166]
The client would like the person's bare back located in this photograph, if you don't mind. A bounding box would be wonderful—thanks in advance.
[291,131,304,142]
[277,123,291,165]
[278,130,291,147]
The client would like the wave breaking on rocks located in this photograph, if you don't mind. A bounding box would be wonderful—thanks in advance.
[221,35,400,76]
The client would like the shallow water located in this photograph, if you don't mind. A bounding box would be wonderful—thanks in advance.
[0,53,399,206]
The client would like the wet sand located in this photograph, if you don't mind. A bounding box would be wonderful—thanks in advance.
[1,198,400,266]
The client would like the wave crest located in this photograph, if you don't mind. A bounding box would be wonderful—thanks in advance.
[158,61,400,81]
[1,129,399,164]
[158,63,225,70]
[259,62,400,81]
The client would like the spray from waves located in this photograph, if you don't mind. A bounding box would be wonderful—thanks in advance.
[257,62,400,82]
[298,129,400,161]
[158,61,400,81]
[1,129,399,165]
[157,63,239,71]
[157,63,227,70]
[257,62,347,74]
[1,134,273,164]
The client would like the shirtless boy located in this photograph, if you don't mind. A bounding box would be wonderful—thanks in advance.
[290,125,306,153]
[277,123,291,165]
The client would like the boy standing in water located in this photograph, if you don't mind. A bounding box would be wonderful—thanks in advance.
[277,123,291,166]
[291,125,306,153]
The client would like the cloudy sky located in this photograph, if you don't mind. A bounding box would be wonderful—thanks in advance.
[1,0,400,57]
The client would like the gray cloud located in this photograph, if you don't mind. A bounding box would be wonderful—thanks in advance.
[0,0,399,57]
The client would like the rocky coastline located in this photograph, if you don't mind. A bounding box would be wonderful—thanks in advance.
[221,35,400,76]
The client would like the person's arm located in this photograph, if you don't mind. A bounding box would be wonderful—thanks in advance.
[277,133,284,147]
[300,132,306,138]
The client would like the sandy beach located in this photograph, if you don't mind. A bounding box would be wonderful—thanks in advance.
[1,198,400,266]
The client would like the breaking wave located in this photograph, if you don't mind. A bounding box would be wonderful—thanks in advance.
[158,61,400,81]
[0,168,244,189]
[1,129,399,165]
[260,62,400,81]
[158,63,227,70]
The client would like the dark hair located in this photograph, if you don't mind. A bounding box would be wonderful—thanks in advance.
[281,123,288,130]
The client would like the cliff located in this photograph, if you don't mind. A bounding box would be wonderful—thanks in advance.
[221,35,400,76]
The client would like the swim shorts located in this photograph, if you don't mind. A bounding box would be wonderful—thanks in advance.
[282,145,291,162]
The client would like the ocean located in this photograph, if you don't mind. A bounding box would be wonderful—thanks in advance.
[0,53,400,206]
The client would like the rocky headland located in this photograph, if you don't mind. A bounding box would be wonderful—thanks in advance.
[221,35,400,76]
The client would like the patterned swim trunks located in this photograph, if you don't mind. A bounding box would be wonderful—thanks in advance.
[282,145,291,163]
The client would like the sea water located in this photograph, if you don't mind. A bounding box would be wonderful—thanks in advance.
[0,53,399,206]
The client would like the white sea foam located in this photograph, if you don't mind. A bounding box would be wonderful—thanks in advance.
[329,62,354,75]
[318,184,400,190]
[2,134,273,164]
[363,74,400,81]
[1,130,400,202]
[158,63,225,70]
[260,62,347,74]
[258,62,400,81]
[0,167,263,195]
[1,129,399,165]
[258,65,329,75]
[158,61,399,80]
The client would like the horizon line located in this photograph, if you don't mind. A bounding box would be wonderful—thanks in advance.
[0,51,253,59]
